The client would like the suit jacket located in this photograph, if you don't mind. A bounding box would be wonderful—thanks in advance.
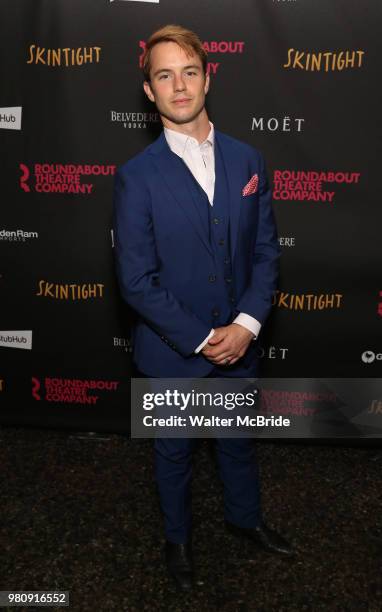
[113,129,280,377]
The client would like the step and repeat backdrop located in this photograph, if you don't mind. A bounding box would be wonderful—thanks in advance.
[1,0,381,436]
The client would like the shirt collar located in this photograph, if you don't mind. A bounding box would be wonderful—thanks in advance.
[164,121,214,158]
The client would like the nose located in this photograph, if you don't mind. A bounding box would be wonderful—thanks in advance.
[173,73,186,92]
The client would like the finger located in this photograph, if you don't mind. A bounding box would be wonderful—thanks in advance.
[208,337,224,345]
[203,347,232,360]
[215,354,235,366]
[203,340,232,356]
[208,331,226,345]
[205,350,231,363]
[226,350,245,365]
[227,356,240,365]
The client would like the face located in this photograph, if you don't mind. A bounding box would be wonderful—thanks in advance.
[143,41,210,127]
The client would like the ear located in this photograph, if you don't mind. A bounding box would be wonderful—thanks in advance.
[204,72,210,95]
[143,80,155,103]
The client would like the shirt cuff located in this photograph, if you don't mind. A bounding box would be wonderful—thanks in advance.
[233,313,261,339]
[194,329,215,353]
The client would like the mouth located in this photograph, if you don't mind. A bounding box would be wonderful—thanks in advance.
[172,98,192,105]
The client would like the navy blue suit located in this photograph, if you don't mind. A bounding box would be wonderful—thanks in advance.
[113,128,280,542]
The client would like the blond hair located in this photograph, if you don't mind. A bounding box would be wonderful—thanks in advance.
[142,24,207,80]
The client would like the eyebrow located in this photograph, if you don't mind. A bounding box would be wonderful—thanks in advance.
[152,64,202,78]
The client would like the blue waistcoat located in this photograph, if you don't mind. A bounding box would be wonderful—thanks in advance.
[170,139,235,328]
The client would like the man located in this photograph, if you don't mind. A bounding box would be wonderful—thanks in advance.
[113,24,293,591]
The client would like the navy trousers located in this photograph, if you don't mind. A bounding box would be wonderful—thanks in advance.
[153,368,262,543]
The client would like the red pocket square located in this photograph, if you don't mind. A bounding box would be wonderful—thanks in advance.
[242,174,259,196]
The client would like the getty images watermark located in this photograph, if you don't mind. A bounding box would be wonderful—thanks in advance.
[141,386,289,427]
[131,377,382,439]
[131,378,292,438]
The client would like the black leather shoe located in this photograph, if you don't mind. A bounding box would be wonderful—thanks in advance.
[165,540,194,591]
[225,520,294,556]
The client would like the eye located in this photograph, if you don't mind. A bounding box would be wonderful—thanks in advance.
[185,71,197,77]
[158,73,170,80]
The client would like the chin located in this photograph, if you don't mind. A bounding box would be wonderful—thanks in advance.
[173,114,198,125]
[168,109,202,125]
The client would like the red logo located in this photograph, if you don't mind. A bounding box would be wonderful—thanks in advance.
[32,377,41,400]
[31,376,119,404]
[20,164,31,192]
[273,170,361,204]
[259,389,338,417]
[19,163,116,195]
[139,40,146,68]
[138,39,245,75]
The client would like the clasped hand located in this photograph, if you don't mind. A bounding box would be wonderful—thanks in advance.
[201,323,254,366]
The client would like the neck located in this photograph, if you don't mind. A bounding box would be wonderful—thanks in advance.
[162,109,211,144]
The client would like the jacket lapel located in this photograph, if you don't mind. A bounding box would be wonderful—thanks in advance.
[149,129,244,262]
[149,132,213,257]
[214,130,242,263]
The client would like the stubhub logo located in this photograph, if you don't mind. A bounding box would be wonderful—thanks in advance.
[0,331,32,350]
[0,107,22,130]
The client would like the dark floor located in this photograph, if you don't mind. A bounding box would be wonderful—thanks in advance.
[0,427,381,612]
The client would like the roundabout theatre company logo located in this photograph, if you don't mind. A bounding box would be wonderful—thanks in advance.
[273,170,360,203]
[19,163,116,194]
[32,376,119,405]
[139,39,245,75]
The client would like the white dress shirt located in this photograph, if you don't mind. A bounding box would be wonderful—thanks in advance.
[163,122,262,353]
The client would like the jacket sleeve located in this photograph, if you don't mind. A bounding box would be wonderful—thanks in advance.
[235,150,281,325]
[112,168,212,357]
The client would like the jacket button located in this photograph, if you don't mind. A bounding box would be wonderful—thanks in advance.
[212,309,220,317]
[225,277,232,283]
[230,297,235,303]
[218,239,225,246]
[213,217,219,225]
[224,257,230,264]
[209,274,216,283]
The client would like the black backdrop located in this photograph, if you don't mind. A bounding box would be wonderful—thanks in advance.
[1,0,381,435]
